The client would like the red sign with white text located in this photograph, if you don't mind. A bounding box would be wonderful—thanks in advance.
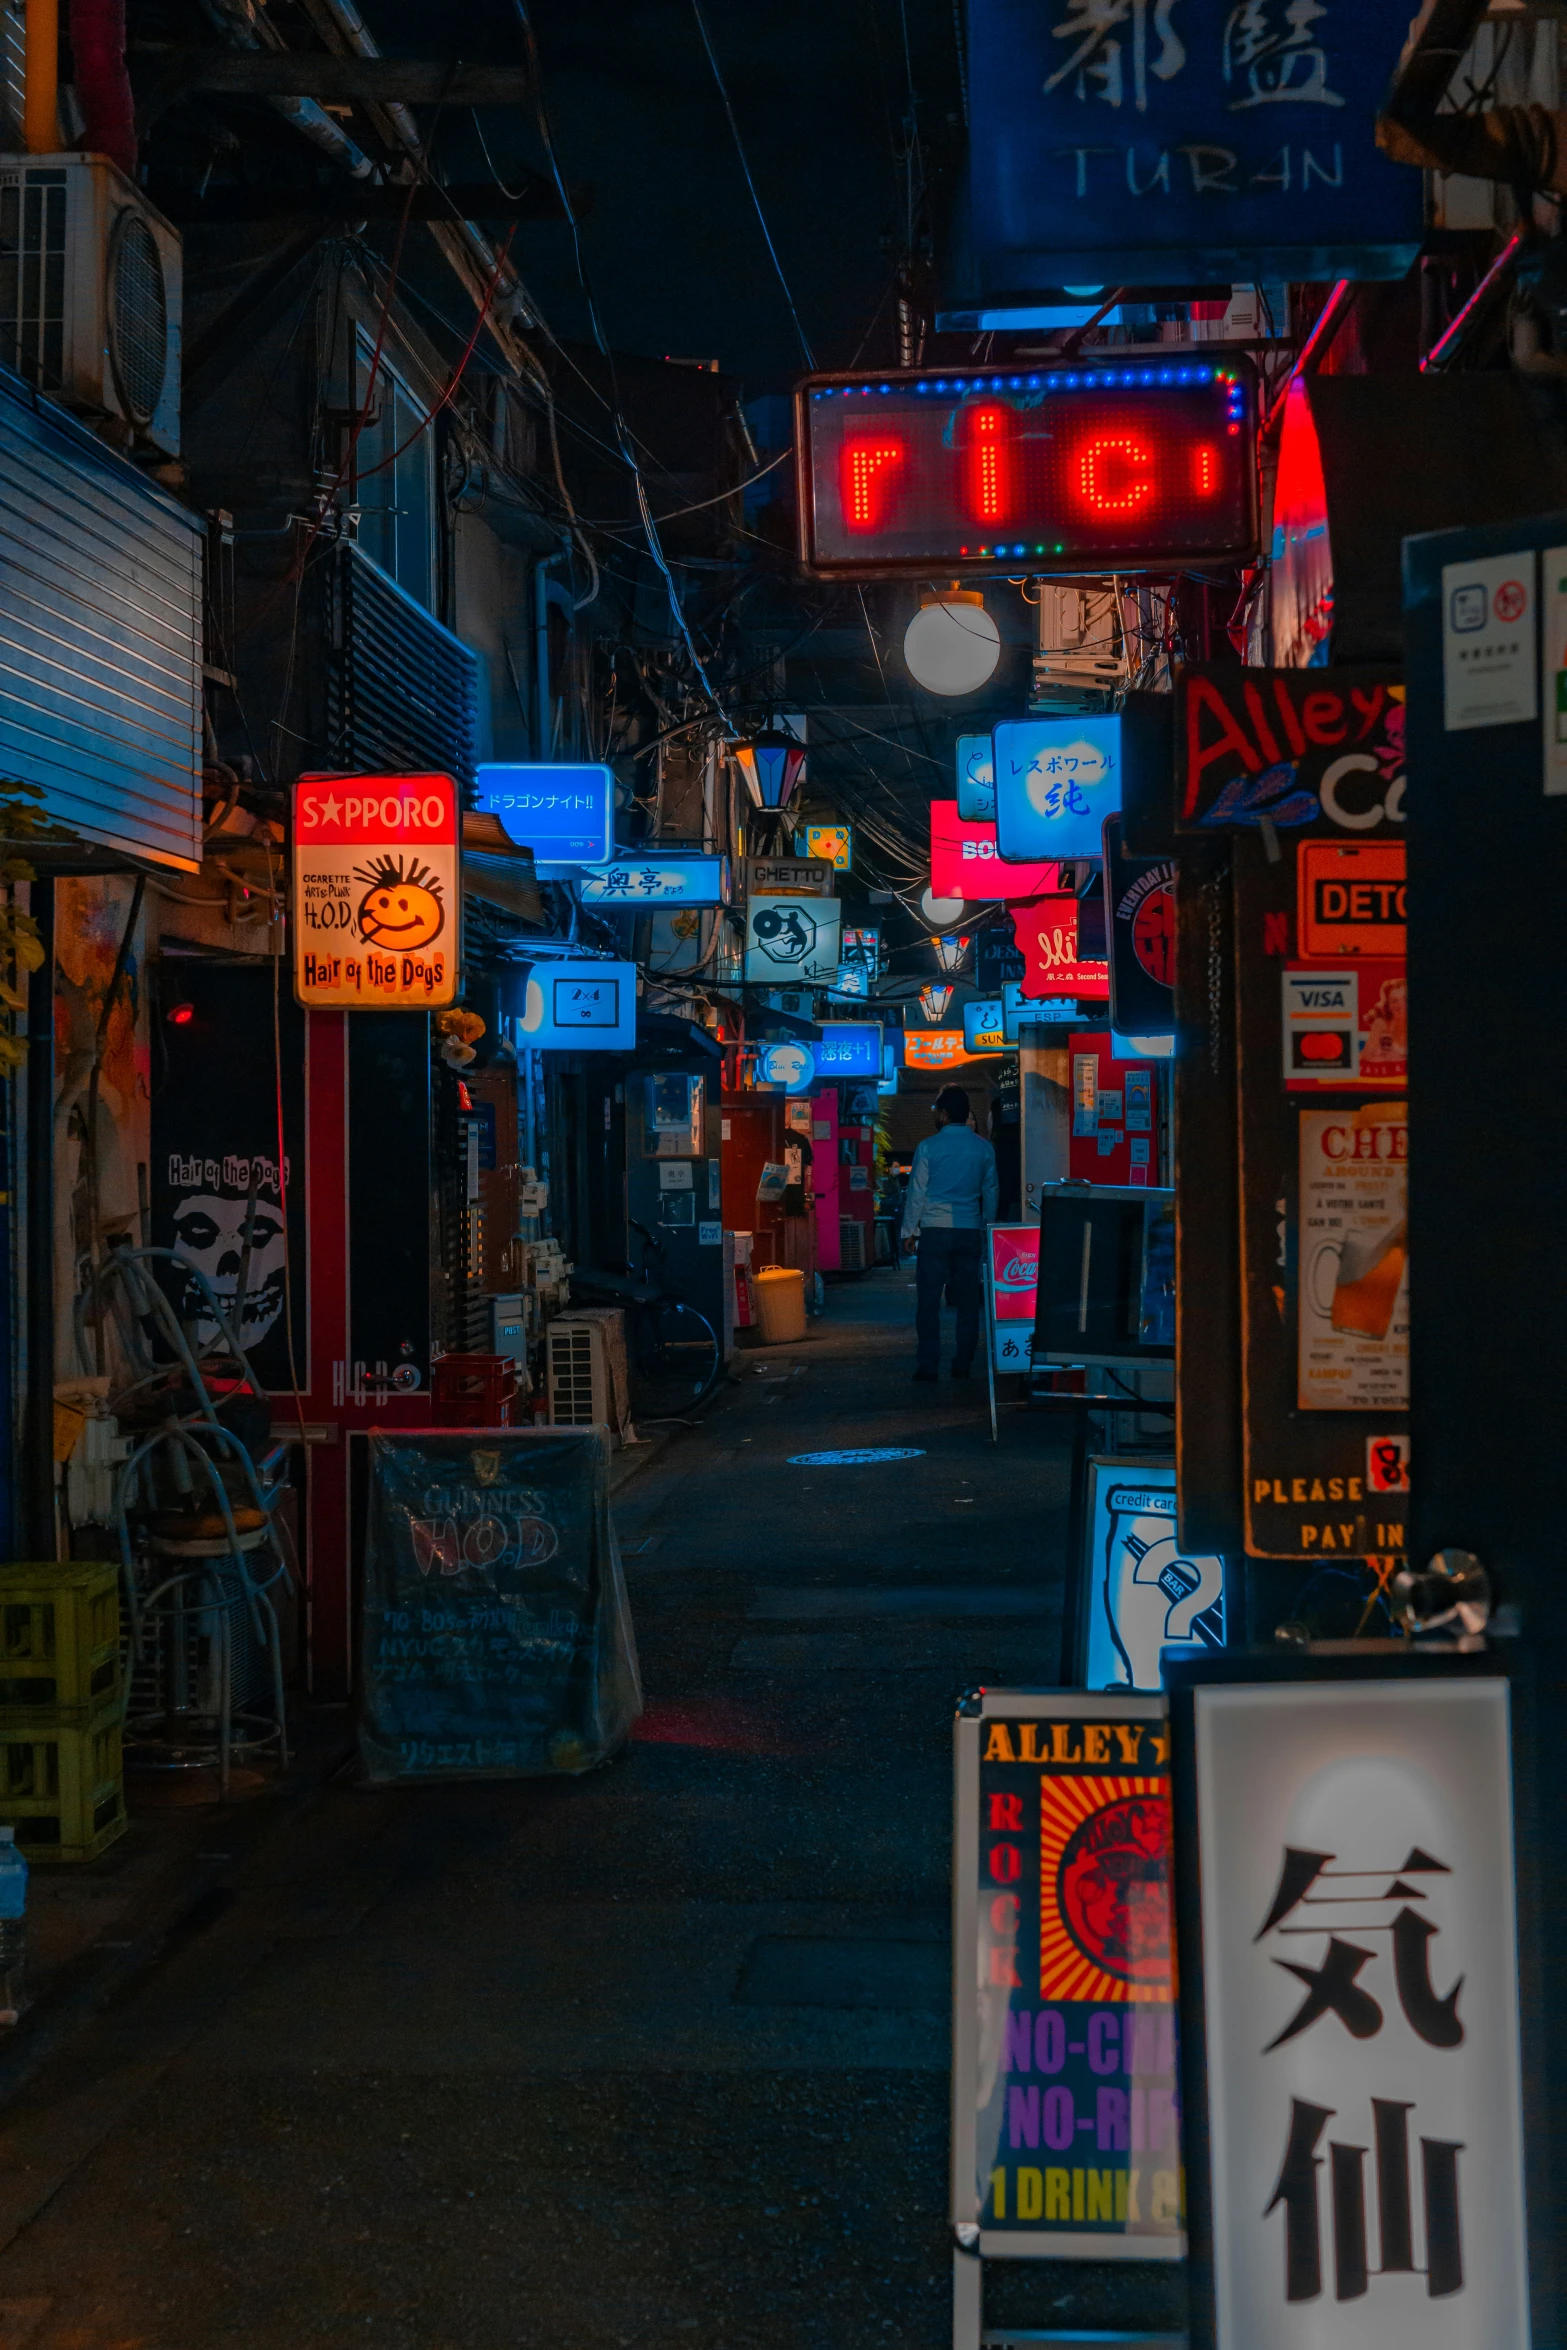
[1015,895,1111,1000]
[930,801,1061,902]
[292,773,460,1010]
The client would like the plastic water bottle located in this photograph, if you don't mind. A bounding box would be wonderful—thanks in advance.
[0,1826,26,2025]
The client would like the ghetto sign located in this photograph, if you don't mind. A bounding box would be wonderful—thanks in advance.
[293,773,460,1010]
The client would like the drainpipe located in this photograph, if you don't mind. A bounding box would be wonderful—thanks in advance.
[23,0,59,151]
[68,0,136,175]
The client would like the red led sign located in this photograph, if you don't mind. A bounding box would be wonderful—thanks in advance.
[795,361,1258,579]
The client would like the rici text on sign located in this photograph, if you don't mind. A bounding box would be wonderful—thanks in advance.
[293,774,459,1011]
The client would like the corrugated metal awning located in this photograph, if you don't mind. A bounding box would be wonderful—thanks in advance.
[0,362,204,871]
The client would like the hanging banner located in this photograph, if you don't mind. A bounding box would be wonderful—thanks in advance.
[931,801,1063,902]
[953,1689,1185,2262]
[1104,815,1176,1037]
[293,773,459,1010]
[1169,1660,1531,2350]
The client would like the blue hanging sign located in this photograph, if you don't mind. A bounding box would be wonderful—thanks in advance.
[576,855,731,906]
[964,998,1008,1052]
[515,961,638,1050]
[963,0,1423,297]
[994,714,1123,862]
[475,762,614,866]
[757,1041,817,1094]
[815,1022,884,1077]
[956,733,996,823]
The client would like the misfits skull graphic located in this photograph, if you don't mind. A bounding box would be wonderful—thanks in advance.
[166,1160,287,1349]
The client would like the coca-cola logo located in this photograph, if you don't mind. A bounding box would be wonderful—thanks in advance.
[996,1254,1035,1288]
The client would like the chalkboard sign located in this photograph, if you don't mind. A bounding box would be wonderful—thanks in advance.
[359,1427,642,1781]
[952,1688,1184,2266]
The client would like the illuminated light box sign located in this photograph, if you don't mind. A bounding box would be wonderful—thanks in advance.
[1004,986,1078,1039]
[964,998,1008,1052]
[987,1221,1038,1373]
[952,1690,1184,2267]
[995,716,1122,863]
[516,962,637,1050]
[577,855,730,906]
[799,822,852,871]
[756,1041,816,1094]
[1014,896,1112,1001]
[932,801,1062,903]
[293,772,459,1011]
[796,363,1257,579]
[815,1023,883,1077]
[744,894,842,985]
[957,733,996,822]
[475,761,614,866]
[904,1028,984,1071]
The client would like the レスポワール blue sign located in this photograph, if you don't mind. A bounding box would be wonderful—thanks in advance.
[475,762,614,866]
[995,715,1122,863]
[964,0,1423,296]
[576,856,730,906]
[816,1022,883,1077]
[957,733,996,822]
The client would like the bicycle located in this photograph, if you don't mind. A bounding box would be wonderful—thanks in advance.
[571,1219,725,1423]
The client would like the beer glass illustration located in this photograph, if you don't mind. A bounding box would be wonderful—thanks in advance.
[1309,1219,1407,1339]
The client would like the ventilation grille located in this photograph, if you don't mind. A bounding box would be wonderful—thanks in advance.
[547,1322,608,1428]
[107,209,168,424]
[328,539,478,792]
[839,1218,867,1272]
[0,170,66,392]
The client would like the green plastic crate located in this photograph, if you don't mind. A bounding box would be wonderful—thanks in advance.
[0,1703,125,1862]
[0,1560,121,1719]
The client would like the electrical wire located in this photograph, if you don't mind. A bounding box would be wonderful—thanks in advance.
[687,0,816,370]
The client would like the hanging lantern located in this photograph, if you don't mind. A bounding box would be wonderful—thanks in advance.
[732,728,807,811]
[932,932,971,974]
[919,982,955,1022]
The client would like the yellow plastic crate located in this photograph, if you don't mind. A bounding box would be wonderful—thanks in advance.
[0,1560,121,1719]
[0,1705,125,1862]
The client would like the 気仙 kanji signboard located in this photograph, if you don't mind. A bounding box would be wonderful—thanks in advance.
[293,773,459,1010]
[963,0,1422,304]
[953,1689,1185,2263]
[1169,1660,1531,2350]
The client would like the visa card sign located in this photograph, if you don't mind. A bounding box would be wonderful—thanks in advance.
[994,716,1122,862]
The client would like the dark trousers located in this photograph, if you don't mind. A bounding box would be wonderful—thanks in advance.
[915,1228,983,1374]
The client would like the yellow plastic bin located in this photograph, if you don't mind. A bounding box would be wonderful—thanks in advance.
[752,1266,807,1344]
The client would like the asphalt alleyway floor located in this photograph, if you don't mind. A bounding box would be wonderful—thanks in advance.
[0,1268,1181,2350]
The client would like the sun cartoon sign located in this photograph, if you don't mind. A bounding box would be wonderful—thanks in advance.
[292,773,460,1009]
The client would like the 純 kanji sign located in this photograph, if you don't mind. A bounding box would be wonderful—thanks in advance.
[1169,1659,1531,2350]
[293,773,460,1010]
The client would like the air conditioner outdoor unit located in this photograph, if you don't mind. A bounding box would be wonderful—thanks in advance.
[839,1217,868,1272]
[546,1318,611,1430]
[0,153,182,456]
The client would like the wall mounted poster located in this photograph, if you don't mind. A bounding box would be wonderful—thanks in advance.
[1081,1460,1224,1691]
[1297,1105,1409,1412]
[953,1691,1184,2264]
[1168,1661,1531,2350]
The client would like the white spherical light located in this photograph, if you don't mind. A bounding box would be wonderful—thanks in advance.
[920,886,965,925]
[903,595,1001,697]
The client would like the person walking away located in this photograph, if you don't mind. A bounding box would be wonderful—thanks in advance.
[900,1086,998,1381]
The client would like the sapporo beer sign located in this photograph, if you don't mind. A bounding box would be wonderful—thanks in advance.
[293,773,460,1010]
[953,1691,1184,2262]
[1173,1666,1531,2350]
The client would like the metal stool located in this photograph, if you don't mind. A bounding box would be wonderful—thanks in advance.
[127,1527,288,1800]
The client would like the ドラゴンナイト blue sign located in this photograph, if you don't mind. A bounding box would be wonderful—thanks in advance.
[476,762,614,866]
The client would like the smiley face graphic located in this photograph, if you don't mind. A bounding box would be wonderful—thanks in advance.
[353,854,446,949]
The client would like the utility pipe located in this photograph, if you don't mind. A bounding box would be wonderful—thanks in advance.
[68,0,136,175]
[23,0,59,153]
[195,0,375,175]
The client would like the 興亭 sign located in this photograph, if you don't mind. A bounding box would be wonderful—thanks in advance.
[293,773,459,1011]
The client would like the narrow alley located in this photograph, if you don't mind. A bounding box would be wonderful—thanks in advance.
[0,1277,1179,2350]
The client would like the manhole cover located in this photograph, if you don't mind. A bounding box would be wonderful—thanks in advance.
[787,1447,926,1466]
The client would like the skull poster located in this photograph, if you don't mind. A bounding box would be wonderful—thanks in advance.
[151,961,307,1393]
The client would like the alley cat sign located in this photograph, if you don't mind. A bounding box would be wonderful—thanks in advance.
[293,773,459,1010]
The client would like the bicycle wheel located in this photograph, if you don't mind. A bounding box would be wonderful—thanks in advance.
[633,1298,722,1419]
